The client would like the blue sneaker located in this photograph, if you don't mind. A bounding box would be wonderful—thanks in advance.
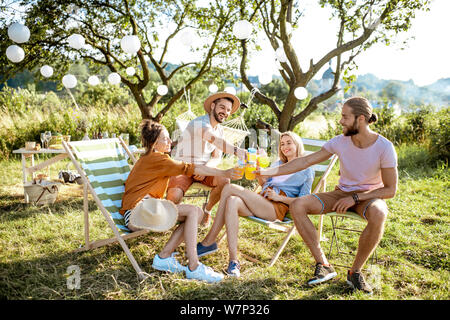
[197,242,218,257]
[226,260,241,277]
[186,262,224,283]
[152,253,187,273]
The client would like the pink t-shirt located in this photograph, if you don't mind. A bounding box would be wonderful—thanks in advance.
[323,134,397,192]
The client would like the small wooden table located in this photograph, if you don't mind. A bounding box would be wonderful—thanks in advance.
[13,145,144,203]
[13,148,69,185]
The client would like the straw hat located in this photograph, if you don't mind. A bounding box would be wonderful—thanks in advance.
[129,198,178,232]
[203,92,241,115]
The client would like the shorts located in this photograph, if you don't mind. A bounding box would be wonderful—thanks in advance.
[259,188,289,221]
[168,174,216,195]
[311,186,385,220]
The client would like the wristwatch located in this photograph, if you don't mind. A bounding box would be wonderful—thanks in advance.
[234,146,238,156]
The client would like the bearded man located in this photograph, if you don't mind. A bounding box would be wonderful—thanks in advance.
[167,92,247,226]
[257,96,398,294]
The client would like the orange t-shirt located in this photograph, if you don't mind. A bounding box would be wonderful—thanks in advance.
[120,151,195,215]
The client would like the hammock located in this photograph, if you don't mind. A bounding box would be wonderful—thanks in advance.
[221,87,259,147]
[173,88,197,142]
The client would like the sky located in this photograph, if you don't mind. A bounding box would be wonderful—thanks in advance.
[4,0,448,87]
[246,0,450,87]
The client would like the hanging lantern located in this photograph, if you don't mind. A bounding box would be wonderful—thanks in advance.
[294,87,308,100]
[120,35,141,54]
[275,47,287,63]
[8,23,30,43]
[6,45,25,63]
[88,75,100,86]
[224,86,236,95]
[108,72,121,85]
[62,74,77,89]
[126,67,136,76]
[232,20,253,40]
[67,34,85,50]
[40,65,53,78]
[208,84,218,93]
[180,29,197,47]
[157,84,168,96]
[258,73,272,85]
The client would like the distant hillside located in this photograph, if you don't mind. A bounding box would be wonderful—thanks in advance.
[2,60,449,108]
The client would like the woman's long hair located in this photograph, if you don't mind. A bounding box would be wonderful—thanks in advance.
[140,119,164,155]
[278,131,305,163]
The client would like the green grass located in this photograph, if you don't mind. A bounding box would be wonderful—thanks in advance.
[0,144,449,300]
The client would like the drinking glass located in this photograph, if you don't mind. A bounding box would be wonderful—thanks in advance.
[40,133,46,149]
[45,131,52,148]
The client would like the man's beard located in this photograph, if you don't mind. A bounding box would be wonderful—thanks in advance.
[343,119,359,136]
[213,108,226,123]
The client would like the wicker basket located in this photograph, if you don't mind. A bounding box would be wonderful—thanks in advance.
[24,181,59,205]
[48,135,71,149]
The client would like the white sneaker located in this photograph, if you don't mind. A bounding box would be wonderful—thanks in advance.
[152,253,187,273]
[185,263,224,283]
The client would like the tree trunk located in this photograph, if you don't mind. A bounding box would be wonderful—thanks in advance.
[129,86,151,120]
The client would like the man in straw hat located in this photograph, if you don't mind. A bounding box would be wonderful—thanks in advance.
[167,91,247,226]
[257,96,398,294]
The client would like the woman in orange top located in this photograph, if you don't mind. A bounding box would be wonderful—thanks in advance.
[121,120,239,283]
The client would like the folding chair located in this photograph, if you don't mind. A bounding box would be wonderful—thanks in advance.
[324,212,378,269]
[245,138,338,267]
[62,138,149,280]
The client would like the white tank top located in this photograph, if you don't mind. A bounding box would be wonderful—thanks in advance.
[173,115,224,165]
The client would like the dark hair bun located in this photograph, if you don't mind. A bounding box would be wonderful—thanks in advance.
[368,113,378,124]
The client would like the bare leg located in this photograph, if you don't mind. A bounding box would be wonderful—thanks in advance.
[223,195,254,261]
[159,204,203,270]
[166,187,184,205]
[351,201,387,272]
[289,195,330,265]
[201,176,230,226]
[201,184,277,248]
[205,176,230,211]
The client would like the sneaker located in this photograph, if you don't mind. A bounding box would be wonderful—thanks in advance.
[306,263,337,286]
[226,260,241,277]
[185,262,224,283]
[197,242,218,257]
[152,253,186,273]
[347,270,373,294]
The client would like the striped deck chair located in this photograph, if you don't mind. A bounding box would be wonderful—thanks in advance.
[244,138,338,267]
[62,138,149,280]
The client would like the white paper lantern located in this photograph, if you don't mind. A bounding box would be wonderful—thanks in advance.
[8,23,30,43]
[180,29,196,47]
[67,34,85,50]
[232,20,253,40]
[6,45,25,63]
[126,67,136,76]
[62,74,77,89]
[224,86,236,95]
[120,35,141,54]
[208,84,218,93]
[258,73,272,85]
[88,75,100,86]
[108,72,121,85]
[294,87,308,100]
[157,84,168,96]
[275,47,287,63]
[40,65,53,78]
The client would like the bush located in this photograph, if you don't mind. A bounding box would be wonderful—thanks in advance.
[428,108,450,164]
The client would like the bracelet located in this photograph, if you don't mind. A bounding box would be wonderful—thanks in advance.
[352,193,360,205]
